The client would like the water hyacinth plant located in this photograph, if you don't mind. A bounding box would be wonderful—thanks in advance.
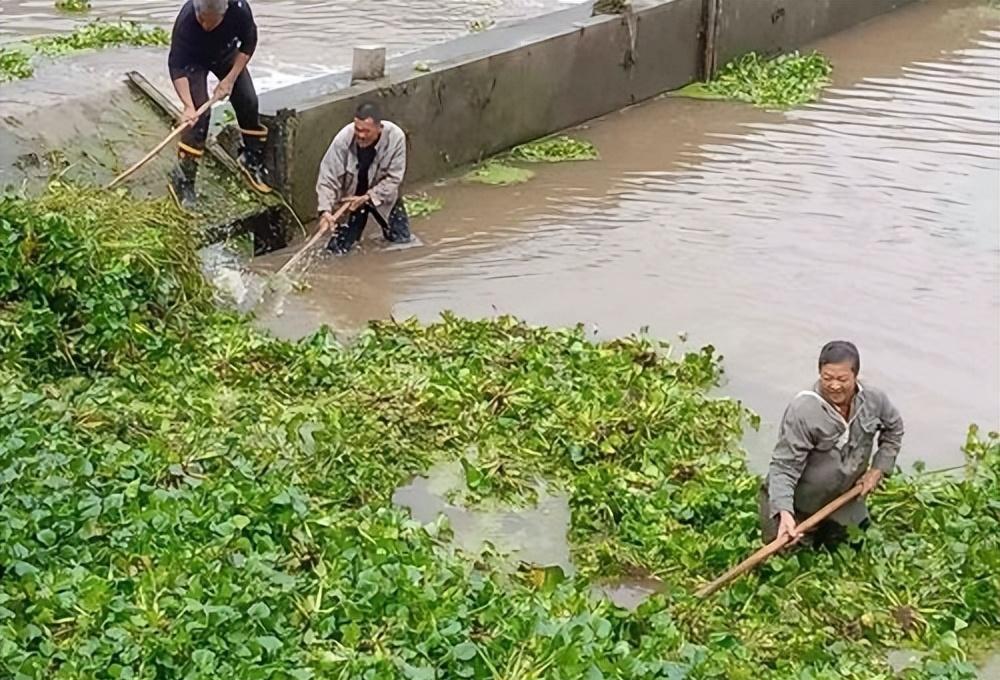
[54,0,92,12]
[32,19,169,56]
[679,50,833,107]
[404,192,443,218]
[0,48,34,82]
[0,185,997,678]
[459,135,597,188]
[0,20,168,82]
[462,160,534,186]
[510,135,599,163]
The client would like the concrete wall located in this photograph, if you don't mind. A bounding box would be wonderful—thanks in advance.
[712,0,917,66]
[262,0,916,218]
[263,0,703,217]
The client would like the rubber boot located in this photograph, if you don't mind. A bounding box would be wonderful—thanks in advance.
[167,152,198,211]
[237,126,272,193]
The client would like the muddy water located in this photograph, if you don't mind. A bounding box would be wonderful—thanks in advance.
[392,461,574,571]
[255,0,1000,472]
[391,460,667,610]
[0,0,572,91]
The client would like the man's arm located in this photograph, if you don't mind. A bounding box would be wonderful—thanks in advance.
[768,401,816,516]
[768,401,817,542]
[215,2,257,98]
[316,132,348,219]
[215,51,251,99]
[871,393,904,475]
[170,76,203,128]
[167,11,198,125]
[367,128,406,208]
[172,76,195,110]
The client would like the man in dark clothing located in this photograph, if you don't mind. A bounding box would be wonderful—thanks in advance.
[167,0,270,209]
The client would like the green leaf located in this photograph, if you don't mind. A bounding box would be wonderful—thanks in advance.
[256,635,282,654]
[452,641,478,661]
[402,664,436,680]
[459,457,485,490]
[247,602,271,619]
[13,561,37,576]
[340,622,361,647]
[192,649,215,667]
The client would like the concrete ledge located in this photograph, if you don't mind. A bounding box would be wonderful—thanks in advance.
[260,0,917,218]
[257,4,600,117]
[264,0,703,216]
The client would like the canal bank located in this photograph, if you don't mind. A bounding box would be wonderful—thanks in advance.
[1,0,922,243]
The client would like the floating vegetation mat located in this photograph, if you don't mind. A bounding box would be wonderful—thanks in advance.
[0,20,168,82]
[0,184,997,678]
[510,135,599,163]
[678,50,833,107]
[462,160,535,186]
[404,192,443,218]
[455,135,596,191]
[54,0,91,12]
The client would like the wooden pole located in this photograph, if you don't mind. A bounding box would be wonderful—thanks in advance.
[107,96,218,189]
[276,202,352,275]
[694,485,864,598]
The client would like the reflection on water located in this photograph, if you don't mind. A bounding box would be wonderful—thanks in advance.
[979,649,1000,679]
[392,461,575,574]
[256,0,1000,471]
[887,649,928,674]
[593,574,666,611]
[392,461,670,609]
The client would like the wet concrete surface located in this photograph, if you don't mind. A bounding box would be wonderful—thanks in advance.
[252,0,1000,472]
[1,0,583,208]
[0,0,577,93]
[0,59,175,189]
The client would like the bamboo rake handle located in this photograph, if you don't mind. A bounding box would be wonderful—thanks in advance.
[694,485,864,599]
[276,202,352,275]
[107,96,219,189]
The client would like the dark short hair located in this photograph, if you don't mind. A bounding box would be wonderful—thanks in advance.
[355,102,382,123]
[818,340,860,374]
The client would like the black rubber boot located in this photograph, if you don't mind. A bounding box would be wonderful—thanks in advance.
[237,127,272,193]
[167,153,198,211]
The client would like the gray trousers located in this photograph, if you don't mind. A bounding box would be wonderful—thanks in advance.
[757,483,862,548]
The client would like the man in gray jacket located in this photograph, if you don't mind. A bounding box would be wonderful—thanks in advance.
[315,102,410,254]
[760,341,904,548]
